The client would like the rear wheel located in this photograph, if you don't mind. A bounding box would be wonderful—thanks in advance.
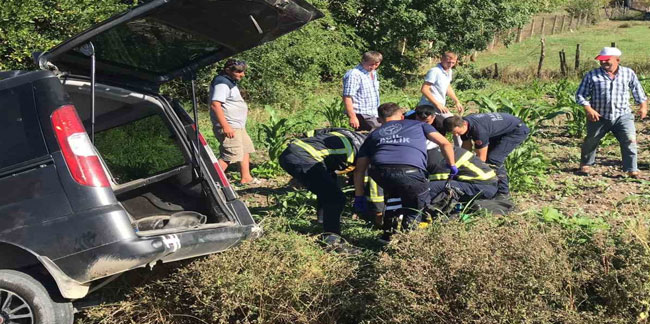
[0,270,74,324]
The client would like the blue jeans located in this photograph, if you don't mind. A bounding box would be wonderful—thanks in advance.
[369,166,429,231]
[581,113,637,172]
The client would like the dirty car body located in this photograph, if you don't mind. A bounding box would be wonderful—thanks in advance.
[0,0,322,305]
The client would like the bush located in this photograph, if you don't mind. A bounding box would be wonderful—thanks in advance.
[452,64,487,91]
[80,218,363,324]
[365,213,650,323]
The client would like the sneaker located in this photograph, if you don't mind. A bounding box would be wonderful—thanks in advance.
[628,171,641,179]
[577,165,591,175]
[321,234,361,255]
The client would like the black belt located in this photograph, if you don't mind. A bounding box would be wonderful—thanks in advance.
[373,164,423,173]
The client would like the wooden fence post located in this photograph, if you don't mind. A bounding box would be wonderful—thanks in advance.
[537,38,546,78]
[552,15,558,34]
[575,44,581,71]
[569,15,574,31]
[517,27,523,42]
[530,18,536,38]
[561,15,566,32]
[560,49,566,76]
[494,63,499,79]
[541,17,546,36]
[611,41,616,47]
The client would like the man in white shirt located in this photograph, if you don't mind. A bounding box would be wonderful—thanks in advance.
[418,51,464,146]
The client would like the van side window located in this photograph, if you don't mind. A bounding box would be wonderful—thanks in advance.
[0,85,48,169]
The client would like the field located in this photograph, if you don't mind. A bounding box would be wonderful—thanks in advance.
[76,20,650,323]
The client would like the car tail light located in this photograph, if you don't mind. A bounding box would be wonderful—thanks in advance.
[197,132,231,188]
[51,105,109,187]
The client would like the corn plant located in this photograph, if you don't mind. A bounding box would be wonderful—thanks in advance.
[466,92,562,135]
[258,105,310,167]
[505,140,549,192]
[321,98,349,128]
[548,79,585,138]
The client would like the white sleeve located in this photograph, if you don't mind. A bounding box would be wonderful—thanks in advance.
[423,68,439,84]
[210,83,230,103]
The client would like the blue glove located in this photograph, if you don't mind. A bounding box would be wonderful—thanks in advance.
[448,165,459,179]
[354,196,367,213]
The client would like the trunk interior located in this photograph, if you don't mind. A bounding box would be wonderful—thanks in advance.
[62,79,234,235]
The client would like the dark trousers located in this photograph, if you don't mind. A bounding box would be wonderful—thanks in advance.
[370,165,429,231]
[356,113,381,131]
[279,153,345,234]
[487,125,530,194]
[429,180,497,201]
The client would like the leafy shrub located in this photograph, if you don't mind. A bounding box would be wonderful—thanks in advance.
[452,64,487,91]
[80,218,362,323]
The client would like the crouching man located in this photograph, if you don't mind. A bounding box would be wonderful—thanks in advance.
[279,128,383,248]
[444,112,529,198]
[353,103,457,233]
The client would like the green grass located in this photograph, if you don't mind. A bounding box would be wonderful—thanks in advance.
[477,20,650,72]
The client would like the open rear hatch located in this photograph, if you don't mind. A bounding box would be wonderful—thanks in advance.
[37,0,323,90]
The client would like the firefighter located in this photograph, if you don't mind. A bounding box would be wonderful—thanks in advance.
[382,146,498,241]
[278,128,383,247]
[444,113,530,198]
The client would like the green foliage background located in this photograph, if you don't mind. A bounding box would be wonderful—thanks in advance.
[0,0,575,104]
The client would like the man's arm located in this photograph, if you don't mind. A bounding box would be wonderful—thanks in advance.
[639,100,648,119]
[629,71,648,119]
[461,140,473,151]
[475,146,488,162]
[426,132,455,166]
[420,82,448,114]
[354,157,370,196]
[446,85,464,114]
[343,96,360,129]
[575,74,600,122]
[210,101,235,138]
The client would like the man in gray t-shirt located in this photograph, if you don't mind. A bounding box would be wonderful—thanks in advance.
[209,59,257,185]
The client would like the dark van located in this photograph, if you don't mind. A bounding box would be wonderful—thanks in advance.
[0,1,322,323]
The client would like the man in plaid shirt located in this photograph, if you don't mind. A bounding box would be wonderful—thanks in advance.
[575,47,648,178]
[342,51,382,131]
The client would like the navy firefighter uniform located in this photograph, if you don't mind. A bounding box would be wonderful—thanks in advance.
[427,147,498,199]
[459,113,529,195]
[357,119,441,230]
[279,128,383,234]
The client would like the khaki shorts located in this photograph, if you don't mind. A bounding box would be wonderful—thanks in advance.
[214,127,255,162]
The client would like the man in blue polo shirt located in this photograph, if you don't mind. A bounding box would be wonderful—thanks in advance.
[354,102,457,232]
[444,112,529,197]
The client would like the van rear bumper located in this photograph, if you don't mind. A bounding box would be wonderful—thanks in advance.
[52,223,262,287]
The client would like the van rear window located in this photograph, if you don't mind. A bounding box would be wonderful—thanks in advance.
[94,114,186,183]
[0,85,48,169]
